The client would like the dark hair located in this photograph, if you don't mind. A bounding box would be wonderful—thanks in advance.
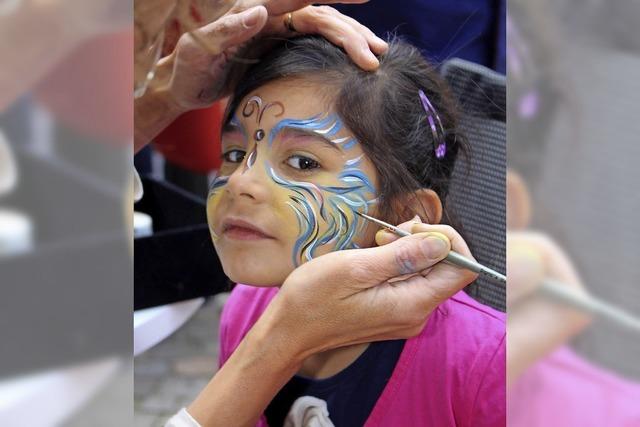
[225,36,466,224]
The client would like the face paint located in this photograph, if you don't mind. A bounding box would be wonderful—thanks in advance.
[265,151,377,266]
[241,96,285,173]
[211,94,377,269]
[207,174,229,241]
[268,114,358,150]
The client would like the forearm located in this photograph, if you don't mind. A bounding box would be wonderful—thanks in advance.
[0,2,82,111]
[134,83,183,153]
[187,312,305,427]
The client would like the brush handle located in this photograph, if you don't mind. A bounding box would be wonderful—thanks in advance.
[540,279,640,333]
[445,251,506,284]
[385,223,507,284]
[387,217,640,332]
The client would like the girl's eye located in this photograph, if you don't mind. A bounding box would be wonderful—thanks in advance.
[223,149,246,163]
[286,155,320,171]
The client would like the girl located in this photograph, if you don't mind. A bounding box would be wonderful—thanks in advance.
[206,36,505,427]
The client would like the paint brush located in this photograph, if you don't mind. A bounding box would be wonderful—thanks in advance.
[357,212,640,333]
[356,212,507,283]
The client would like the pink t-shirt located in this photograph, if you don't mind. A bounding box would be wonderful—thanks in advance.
[508,345,640,427]
[219,285,506,426]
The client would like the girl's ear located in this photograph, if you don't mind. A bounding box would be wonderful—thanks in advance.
[507,169,532,230]
[392,189,443,224]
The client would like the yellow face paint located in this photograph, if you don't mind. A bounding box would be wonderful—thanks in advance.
[206,175,229,242]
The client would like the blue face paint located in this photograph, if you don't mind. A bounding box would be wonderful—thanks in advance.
[268,114,358,150]
[266,151,377,266]
[207,174,230,241]
[215,100,377,266]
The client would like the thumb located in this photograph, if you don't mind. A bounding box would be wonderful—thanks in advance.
[351,232,451,287]
[506,242,545,307]
[375,215,422,246]
[195,6,268,54]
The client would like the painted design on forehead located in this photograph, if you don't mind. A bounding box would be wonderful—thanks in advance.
[242,95,284,142]
[268,114,358,150]
[229,115,257,170]
[207,174,230,241]
[266,156,377,266]
[240,95,285,171]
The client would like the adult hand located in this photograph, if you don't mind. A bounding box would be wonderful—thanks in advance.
[162,1,386,109]
[134,1,387,151]
[261,218,478,360]
[1,0,129,111]
[187,217,477,427]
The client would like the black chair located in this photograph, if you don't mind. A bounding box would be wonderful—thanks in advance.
[441,59,507,312]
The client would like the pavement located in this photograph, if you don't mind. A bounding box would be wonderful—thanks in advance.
[134,293,229,427]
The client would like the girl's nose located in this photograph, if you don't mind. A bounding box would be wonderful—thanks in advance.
[225,156,269,203]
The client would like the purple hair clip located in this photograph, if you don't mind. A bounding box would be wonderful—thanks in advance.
[418,89,446,159]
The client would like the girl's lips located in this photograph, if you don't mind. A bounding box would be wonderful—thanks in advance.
[222,218,274,241]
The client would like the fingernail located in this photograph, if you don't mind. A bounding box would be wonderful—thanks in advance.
[243,7,261,28]
[363,48,379,67]
[509,244,544,272]
[374,229,391,246]
[508,244,545,286]
[420,232,449,260]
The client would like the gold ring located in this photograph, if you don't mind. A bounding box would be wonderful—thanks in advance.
[284,12,296,32]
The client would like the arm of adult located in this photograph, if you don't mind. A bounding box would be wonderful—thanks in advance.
[183,222,477,427]
[134,1,387,152]
[0,0,129,111]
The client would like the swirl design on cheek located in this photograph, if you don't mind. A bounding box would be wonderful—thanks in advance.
[266,154,377,266]
[207,175,230,241]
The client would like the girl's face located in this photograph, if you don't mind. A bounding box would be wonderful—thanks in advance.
[207,79,379,286]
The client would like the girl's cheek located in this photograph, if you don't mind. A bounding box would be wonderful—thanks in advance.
[206,182,228,242]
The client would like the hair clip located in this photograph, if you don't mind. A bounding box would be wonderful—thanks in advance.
[418,89,446,159]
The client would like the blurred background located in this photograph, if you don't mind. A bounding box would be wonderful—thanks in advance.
[0,1,132,426]
[508,0,640,425]
[510,0,640,379]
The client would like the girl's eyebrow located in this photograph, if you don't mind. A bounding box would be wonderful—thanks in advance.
[222,121,242,134]
[222,117,248,143]
[279,127,343,152]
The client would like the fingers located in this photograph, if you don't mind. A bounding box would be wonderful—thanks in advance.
[190,6,269,54]
[335,12,387,54]
[506,238,545,307]
[265,5,387,70]
[410,223,474,259]
[507,231,586,301]
[374,215,422,246]
[376,222,473,259]
[260,0,369,17]
[347,231,451,287]
[296,6,385,70]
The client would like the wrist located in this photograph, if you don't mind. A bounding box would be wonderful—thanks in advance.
[187,302,304,427]
[247,301,308,369]
[134,81,183,152]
